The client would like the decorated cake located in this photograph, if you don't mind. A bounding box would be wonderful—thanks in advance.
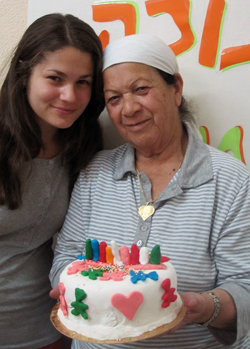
[55,239,183,342]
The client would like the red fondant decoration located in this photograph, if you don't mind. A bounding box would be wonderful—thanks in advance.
[161,278,177,308]
[99,241,107,263]
[58,282,68,316]
[130,244,140,265]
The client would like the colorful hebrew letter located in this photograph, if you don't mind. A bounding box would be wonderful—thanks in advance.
[199,0,226,68]
[220,45,250,71]
[200,126,246,164]
[218,126,246,164]
[199,126,210,145]
[98,30,109,51]
[145,0,195,56]
[92,1,139,49]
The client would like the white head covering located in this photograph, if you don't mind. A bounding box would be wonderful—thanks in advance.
[103,34,179,74]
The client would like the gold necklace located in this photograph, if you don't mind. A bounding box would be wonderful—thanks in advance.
[136,157,184,221]
[136,169,155,221]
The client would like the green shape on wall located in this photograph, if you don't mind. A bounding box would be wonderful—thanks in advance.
[199,126,210,144]
[218,126,246,164]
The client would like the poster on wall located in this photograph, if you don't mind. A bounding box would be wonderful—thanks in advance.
[28,0,250,166]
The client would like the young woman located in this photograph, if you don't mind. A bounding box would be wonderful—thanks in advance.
[0,13,104,349]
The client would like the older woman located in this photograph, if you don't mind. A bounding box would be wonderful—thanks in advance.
[50,34,250,348]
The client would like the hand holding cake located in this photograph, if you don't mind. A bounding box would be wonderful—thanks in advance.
[155,290,236,337]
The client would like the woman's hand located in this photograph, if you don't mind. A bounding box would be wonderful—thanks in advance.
[182,290,236,330]
[161,292,211,335]
[49,287,60,299]
[181,292,215,325]
[153,290,237,337]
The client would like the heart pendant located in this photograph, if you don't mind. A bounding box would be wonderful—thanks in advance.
[138,204,155,221]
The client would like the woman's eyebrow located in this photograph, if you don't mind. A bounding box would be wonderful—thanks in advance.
[46,69,93,79]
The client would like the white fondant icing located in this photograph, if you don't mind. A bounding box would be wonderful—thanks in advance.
[58,260,182,341]
[101,311,117,326]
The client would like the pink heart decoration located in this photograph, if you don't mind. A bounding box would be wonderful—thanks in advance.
[111,291,144,320]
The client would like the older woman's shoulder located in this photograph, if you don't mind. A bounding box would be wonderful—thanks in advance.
[207,143,249,177]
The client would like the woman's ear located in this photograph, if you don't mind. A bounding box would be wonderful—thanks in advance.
[174,73,183,107]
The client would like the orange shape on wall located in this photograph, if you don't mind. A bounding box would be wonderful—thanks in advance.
[92,2,138,49]
[220,45,250,71]
[199,0,226,68]
[98,30,109,51]
[145,0,195,56]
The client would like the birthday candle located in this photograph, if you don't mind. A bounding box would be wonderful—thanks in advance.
[99,241,107,263]
[106,246,114,264]
[150,245,161,264]
[120,245,130,265]
[85,239,93,260]
[91,239,99,261]
[130,244,140,265]
[139,246,149,265]
[111,240,122,265]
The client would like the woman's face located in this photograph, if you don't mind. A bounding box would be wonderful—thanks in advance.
[27,46,93,135]
[103,62,183,155]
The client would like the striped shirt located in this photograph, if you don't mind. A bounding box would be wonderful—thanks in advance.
[50,130,250,348]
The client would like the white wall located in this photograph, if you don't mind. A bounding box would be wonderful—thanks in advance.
[0,0,28,83]
[1,0,250,166]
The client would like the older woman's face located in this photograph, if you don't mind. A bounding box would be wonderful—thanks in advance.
[103,62,183,154]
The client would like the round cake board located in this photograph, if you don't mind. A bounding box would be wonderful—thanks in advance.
[51,303,186,344]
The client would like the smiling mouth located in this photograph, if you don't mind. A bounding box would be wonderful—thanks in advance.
[126,119,150,128]
[53,106,76,114]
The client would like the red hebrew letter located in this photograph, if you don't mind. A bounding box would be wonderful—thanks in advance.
[145,0,195,56]
[92,2,139,49]
[199,0,226,68]
[220,45,250,71]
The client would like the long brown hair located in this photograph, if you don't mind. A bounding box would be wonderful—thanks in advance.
[0,13,105,209]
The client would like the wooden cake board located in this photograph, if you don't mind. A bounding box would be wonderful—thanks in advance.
[51,303,186,344]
